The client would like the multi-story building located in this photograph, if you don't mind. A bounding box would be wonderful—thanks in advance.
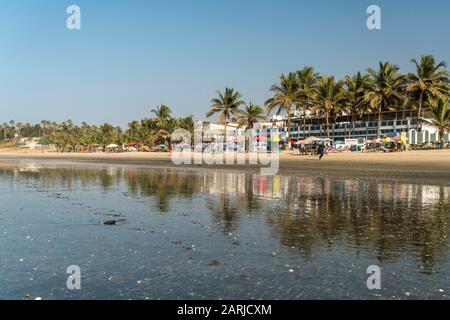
[254,110,450,145]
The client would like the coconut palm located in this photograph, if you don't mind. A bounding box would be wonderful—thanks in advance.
[99,123,115,149]
[236,103,266,151]
[365,62,406,138]
[237,103,266,129]
[206,87,245,142]
[297,66,320,138]
[343,72,371,138]
[429,97,450,149]
[265,72,300,148]
[407,55,450,130]
[151,104,172,130]
[310,76,346,138]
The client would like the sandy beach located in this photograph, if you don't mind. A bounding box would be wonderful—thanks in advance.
[1,147,449,184]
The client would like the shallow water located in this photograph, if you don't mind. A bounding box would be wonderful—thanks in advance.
[0,159,450,300]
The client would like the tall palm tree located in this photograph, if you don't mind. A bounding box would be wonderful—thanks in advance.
[126,120,140,141]
[265,72,300,148]
[237,103,266,129]
[343,72,371,138]
[429,97,450,149]
[16,122,24,138]
[407,55,450,130]
[151,104,172,130]
[365,62,405,138]
[310,76,346,138]
[99,123,115,149]
[2,122,10,140]
[206,87,245,143]
[297,66,320,139]
[237,103,265,151]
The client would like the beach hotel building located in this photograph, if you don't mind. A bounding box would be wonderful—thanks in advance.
[195,110,449,149]
[254,109,450,145]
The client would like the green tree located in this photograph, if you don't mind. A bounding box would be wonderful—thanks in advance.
[99,123,115,149]
[265,72,300,148]
[206,87,245,142]
[343,72,371,138]
[237,103,265,129]
[296,66,320,139]
[151,104,172,130]
[407,55,450,130]
[365,62,406,138]
[429,97,450,149]
[310,76,346,138]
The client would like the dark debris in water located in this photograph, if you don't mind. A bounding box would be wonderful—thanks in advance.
[208,259,221,267]
[102,219,126,225]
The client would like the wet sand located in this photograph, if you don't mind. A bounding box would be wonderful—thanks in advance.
[0,148,449,184]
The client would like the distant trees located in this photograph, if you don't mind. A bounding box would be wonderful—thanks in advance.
[2,54,449,149]
[0,105,195,152]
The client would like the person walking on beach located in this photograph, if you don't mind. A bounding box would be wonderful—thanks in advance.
[317,143,325,160]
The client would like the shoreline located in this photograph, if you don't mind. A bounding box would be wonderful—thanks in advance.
[1,149,450,185]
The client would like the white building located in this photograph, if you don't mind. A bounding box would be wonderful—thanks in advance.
[19,137,42,149]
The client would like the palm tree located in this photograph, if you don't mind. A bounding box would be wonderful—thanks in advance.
[265,72,300,148]
[365,62,405,138]
[16,122,24,138]
[206,87,245,145]
[297,66,320,139]
[2,122,10,140]
[310,76,346,138]
[126,120,140,142]
[151,105,172,130]
[407,55,450,131]
[237,103,266,129]
[99,123,115,150]
[343,72,371,138]
[236,103,265,151]
[429,97,450,149]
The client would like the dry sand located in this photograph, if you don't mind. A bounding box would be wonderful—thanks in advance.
[0,147,449,184]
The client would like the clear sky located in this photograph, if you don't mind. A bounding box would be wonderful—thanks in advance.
[1,0,449,127]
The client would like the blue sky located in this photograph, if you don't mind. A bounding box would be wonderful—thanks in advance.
[0,0,449,127]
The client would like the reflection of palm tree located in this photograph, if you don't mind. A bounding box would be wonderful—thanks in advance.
[206,194,240,235]
[2,165,450,273]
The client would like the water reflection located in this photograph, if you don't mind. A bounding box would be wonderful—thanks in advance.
[0,161,449,274]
